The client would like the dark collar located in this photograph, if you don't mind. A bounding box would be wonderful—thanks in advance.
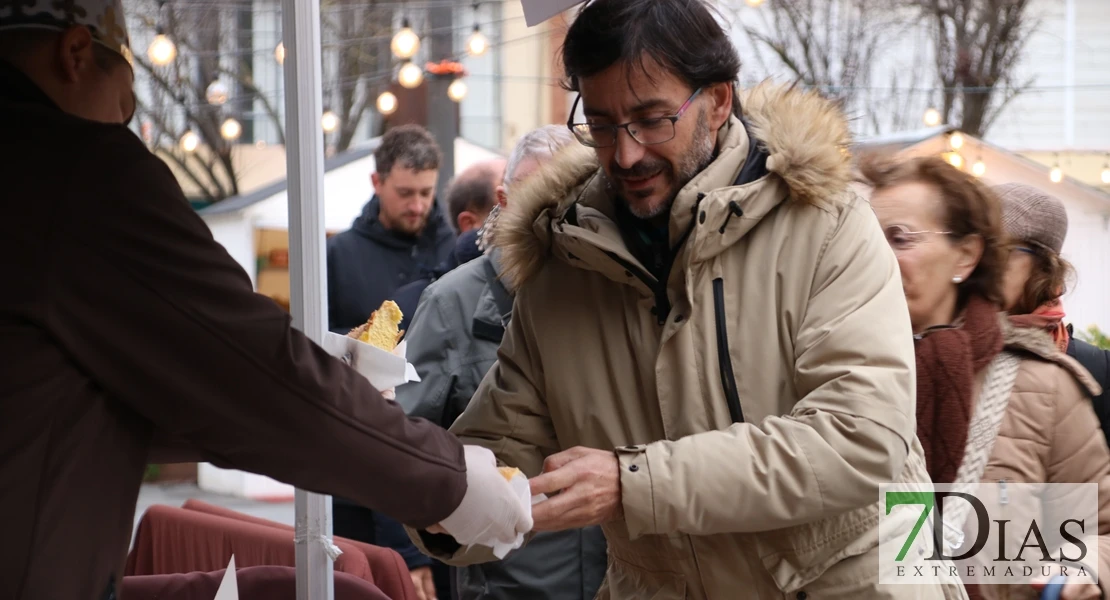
[0,60,61,111]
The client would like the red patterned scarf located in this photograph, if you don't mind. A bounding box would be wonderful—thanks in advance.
[1008,298,1069,352]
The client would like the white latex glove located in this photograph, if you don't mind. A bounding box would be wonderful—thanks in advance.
[437,446,533,547]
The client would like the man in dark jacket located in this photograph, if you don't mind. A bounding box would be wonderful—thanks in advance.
[397,125,607,600]
[394,159,505,332]
[326,125,457,599]
[327,125,456,334]
[0,11,531,600]
[1067,326,1110,446]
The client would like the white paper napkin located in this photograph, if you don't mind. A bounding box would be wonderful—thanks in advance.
[323,333,420,391]
[213,555,238,600]
[489,471,547,559]
[519,0,588,26]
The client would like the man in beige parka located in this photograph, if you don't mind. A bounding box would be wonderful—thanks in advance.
[409,1,964,598]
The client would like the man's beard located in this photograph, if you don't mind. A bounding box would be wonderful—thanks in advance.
[390,211,430,236]
[607,108,716,220]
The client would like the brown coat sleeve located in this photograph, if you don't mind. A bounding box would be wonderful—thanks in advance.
[47,132,465,529]
[1043,363,1110,595]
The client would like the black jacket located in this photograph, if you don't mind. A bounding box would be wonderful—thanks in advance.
[1067,329,1110,447]
[393,228,484,333]
[326,196,455,333]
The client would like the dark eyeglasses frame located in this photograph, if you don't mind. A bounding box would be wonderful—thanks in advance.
[566,87,703,149]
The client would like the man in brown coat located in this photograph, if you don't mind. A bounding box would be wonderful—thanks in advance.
[0,2,531,599]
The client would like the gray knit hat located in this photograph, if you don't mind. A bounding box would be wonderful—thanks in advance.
[993,183,1068,255]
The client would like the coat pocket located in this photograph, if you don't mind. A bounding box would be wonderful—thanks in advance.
[603,555,688,600]
[752,504,881,593]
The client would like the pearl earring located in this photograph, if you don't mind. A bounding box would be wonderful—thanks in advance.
[952,276,964,283]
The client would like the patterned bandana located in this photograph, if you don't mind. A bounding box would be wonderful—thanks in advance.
[0,0,133,66]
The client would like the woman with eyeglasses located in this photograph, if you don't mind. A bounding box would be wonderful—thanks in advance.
[864,156,1110,600]
[994,183,1110,447]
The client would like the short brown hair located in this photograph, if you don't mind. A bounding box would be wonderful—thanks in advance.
[374,124,441,179]
[862,156,1007,307]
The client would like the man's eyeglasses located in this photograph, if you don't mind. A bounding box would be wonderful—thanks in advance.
[883,224,953,252]
[566,88,703,149]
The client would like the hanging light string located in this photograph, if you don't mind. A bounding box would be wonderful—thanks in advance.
[139,25,550,112]
[147,9,526,60]
[935,131,1110,185]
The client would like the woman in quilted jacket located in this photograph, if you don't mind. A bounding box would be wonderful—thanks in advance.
[993,183,1110,448]
[865,156,1109,600]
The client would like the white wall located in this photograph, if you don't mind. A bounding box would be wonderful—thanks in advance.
[1062,211,1110,331]
[203,213,259,286]
[726,0,1110,150]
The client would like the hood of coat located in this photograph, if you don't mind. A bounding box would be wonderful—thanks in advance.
[496,82,854,291]
[351,195,455,251]
[1002,317,1103,396]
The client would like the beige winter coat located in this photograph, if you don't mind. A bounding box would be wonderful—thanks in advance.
[410,84,965,599]
[944,321,1110,599]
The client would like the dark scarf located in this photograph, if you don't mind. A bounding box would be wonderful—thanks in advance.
[913,295,1004,486]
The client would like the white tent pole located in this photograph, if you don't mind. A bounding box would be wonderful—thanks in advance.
[280,0,333,595]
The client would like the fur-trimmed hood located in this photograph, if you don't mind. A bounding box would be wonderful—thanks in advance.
[1002,317,1102,396]
[495,82,854,291]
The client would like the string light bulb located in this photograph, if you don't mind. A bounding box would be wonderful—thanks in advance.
[1050,166,1063,183]
[206,80,229,106]
[949,131,964,150]
[467,26,488,56]
[275,41,285,65]
[1102,165,1110,185]
[180,130,199,153]
[147,30,177,66]
[745,0,764,6]
[376,91,398,115]
[447,78,468,102]
[391,19,420,60]
[972,158,986,177]
[398,61,424,89]
[923,107,941,127]
[321,110,340,133]
[220,118,242,141]
[947,152,964,169]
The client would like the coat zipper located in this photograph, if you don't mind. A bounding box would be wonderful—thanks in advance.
[712,278,745,423]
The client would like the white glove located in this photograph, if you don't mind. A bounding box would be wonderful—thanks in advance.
[437,446,533,548]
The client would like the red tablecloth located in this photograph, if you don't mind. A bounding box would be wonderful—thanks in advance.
[180,499,416,600]
[126,505,374,584]
[120,565,389,600]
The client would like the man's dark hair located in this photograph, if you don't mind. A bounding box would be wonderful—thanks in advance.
[374,124,441,179]
[561,0,741,97]
[445,168,497,231]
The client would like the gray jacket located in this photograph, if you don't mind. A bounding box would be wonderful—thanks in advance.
[397,250,606,600]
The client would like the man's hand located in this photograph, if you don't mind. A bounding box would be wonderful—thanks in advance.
[529,446,622,531]
[409,566,437,600]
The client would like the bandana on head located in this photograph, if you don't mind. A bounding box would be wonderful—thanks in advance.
[0,0,133,66]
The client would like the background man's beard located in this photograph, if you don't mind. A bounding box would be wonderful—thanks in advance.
[614,109,716,220]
